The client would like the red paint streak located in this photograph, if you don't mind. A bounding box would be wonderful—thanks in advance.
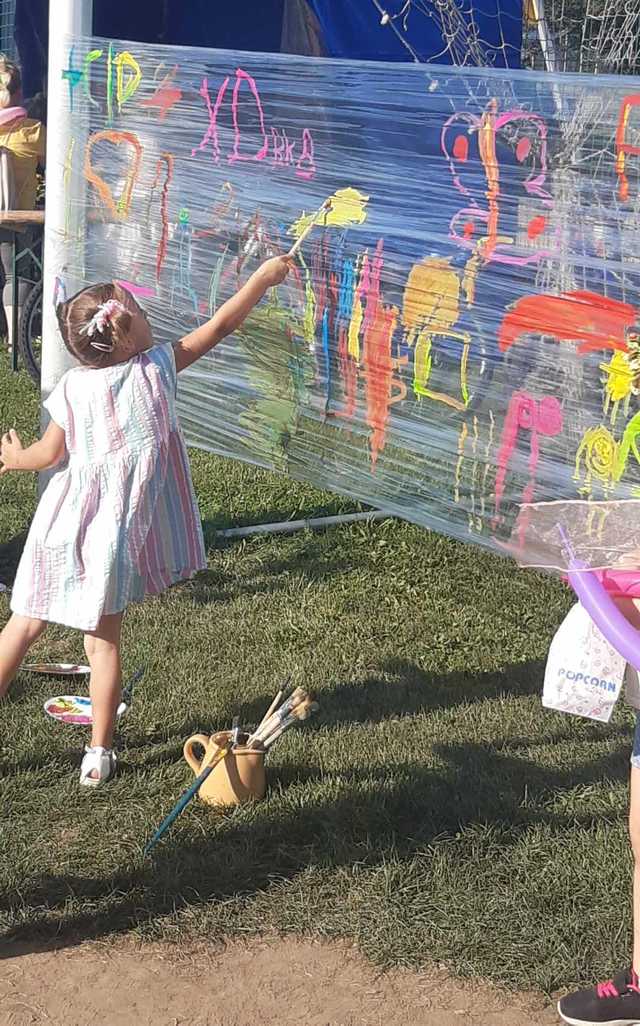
[527,215,546,240]
[229,68,269,164]
[361,240,397,466]
[141,67,182,120]
[363,300,397,468]
[363,239,384,335]
[153,152,173,282]
[463,220,475,240]
[616,94,640,201]
[498,290,636,355]
[516,137,531,161]
[453,135,469,161]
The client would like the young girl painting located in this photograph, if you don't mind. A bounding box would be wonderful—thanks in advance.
[0,255,291,787]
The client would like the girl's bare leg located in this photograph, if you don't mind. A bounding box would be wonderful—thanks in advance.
[631,765,640,973]
[84,612,123,754]
[0,613,48,697]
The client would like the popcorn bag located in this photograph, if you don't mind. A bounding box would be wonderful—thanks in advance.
[543,603,626,722]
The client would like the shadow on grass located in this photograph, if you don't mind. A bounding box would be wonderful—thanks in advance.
[0,664,631,960]
[108,659,549,761]
[123,657,606,745]
[61,657,633,773]
[185,530,377,605]
[0,532,27,586]
[1,704,633,959]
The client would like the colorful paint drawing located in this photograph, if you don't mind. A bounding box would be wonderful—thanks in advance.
[498,291,637,355]
[442,101,553,265]
[141,64,182,120]
[170,209,199,314]
[192,67,316,178]
[602,350,635,426]
[84,130,143,220]
[401,257,472,408]
[494,392,563,530]
[57,39,640,572]
[290,188,370,238]
[575,425,620,493]
[616,95,640,202]
[575,411,640,495]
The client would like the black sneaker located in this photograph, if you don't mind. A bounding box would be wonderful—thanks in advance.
[558,969,640,1025]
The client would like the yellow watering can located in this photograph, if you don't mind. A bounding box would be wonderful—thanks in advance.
[183,730,266,807]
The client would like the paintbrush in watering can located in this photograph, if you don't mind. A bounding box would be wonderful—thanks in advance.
[260,699,319,749]
[144,729,235,856]
[255,674,293,733]
[247,687,308,747]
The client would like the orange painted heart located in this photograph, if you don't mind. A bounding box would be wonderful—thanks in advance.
[84,130,143,220]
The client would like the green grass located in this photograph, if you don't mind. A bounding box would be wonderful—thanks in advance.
[0,354,635,993]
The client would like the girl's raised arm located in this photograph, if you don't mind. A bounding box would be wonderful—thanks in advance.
[173,256,292,373]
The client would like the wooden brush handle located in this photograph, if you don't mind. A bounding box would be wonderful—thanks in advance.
[257,690,283,731]
[260,699,317,747]
[250,688,308,743]
[287,199,332,258]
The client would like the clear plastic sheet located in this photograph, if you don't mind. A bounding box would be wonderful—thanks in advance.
[53,39,640,572]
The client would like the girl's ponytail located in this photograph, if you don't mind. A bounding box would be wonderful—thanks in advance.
[56,283,135,368]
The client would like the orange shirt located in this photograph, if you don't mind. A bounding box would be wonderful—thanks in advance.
[0,118,46,210]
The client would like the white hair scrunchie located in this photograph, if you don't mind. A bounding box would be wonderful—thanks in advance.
[80,299,126,351]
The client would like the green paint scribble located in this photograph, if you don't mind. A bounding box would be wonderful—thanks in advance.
[235,300,312,471]
[107,44,114,123]
[208,246,228,316]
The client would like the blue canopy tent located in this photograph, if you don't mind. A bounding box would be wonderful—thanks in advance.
[14,0,522,99]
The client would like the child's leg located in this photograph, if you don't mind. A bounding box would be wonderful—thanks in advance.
[0,613,48,697]
[84,612,123,752]
[558,718,640,1023]
[631,751,640,973]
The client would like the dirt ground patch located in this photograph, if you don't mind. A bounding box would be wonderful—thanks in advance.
[0,935,561,1026]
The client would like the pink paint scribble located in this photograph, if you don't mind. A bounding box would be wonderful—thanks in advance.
[115,280,156,298]
[494,391,563,543]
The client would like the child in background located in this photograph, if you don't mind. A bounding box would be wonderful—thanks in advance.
[559,590,640,1026]
[0,254,291,787]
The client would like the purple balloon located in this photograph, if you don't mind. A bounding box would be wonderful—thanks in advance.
[568,561,640,670]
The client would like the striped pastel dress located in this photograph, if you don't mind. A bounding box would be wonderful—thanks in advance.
[11,344,206,632]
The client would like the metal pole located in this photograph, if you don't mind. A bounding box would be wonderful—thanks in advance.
[40,0,92,444]
[10,230,17,371]
[215,510,391,539]
[528,0,559,74]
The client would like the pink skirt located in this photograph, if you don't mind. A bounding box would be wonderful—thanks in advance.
[598,570,640,600]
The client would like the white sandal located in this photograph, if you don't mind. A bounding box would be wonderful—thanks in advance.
[79,746,117,788]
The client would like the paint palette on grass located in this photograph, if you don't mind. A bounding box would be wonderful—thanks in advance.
[44,694,127,726]
[22,663,90,675]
